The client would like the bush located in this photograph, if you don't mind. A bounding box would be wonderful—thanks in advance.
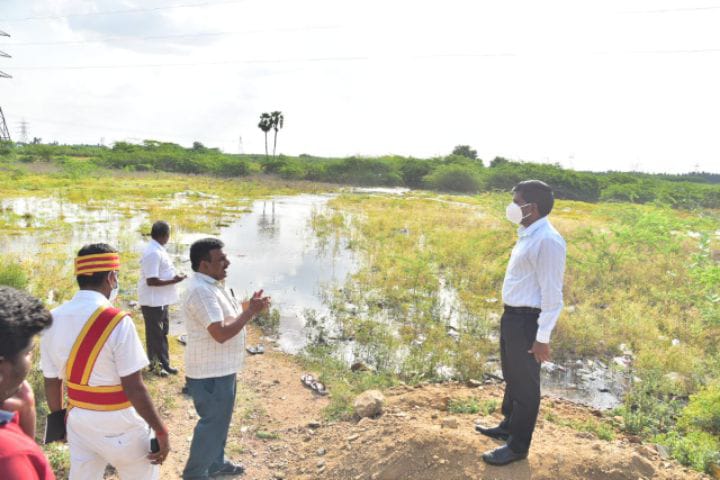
[0,259,29,289]
[678,383,720,435]
[654,431,720,473]
[424,164,483,193]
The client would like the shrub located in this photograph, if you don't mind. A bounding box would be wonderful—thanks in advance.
[424,164,483,193]
[0,258,28,289]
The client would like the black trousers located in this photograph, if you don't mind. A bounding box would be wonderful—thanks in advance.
[141,305,170,369]
[499,310,541,453]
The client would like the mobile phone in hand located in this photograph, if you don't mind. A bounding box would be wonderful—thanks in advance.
[150,437,159,453]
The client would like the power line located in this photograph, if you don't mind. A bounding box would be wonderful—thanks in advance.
[620,4,720,14]
[9,55,371,71]
[1,0,247,22]
[8,25,340,47]
[8,47,720,72]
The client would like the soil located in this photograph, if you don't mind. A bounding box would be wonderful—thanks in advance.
[147,325,712,480]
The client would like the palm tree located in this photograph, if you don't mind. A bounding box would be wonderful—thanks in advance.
[258,113,272,156]
[270,111,284,157]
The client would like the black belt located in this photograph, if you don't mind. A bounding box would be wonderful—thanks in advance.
[504,305,541,315]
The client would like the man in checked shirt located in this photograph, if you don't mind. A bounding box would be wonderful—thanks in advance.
[182,238,270,479]
[476,180,567,466]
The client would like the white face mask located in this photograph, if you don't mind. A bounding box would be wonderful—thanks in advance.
[109,272,120,302]
[505,202,531,225]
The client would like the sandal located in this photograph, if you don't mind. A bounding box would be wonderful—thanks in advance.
[301,373,329,396]
[246,344,265,355]
[177,334,187,345]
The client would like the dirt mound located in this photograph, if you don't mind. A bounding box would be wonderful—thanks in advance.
[288,384,709,480]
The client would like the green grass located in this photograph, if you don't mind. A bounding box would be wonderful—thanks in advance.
[447,397,497,416]
[4,169,719,474]
[255,430,280,440]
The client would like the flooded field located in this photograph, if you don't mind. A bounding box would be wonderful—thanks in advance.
[0,188,630,410]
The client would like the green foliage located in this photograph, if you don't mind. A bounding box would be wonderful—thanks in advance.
[0,258,29,289]
[448,397,497,415]
[424,164,483,193]
[616,372,684,436]
[654,431,720,473]
[3,142,719,208]
[451,145,479,161]
[678,383,720,435]
[254,308,281,335]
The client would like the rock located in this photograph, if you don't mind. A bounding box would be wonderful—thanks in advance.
[354,390,385,418]
[655,444,670,459]
[626,435,642,444]
[351,361,375,372]
[317,448,326,456]
[316,460,325,468]
[358,417,373,426]
[576,431,594,439]
[630,453,656,478]
[639,445,657,459]
[441,417,459,429]
[347,434,360,442]
[273,474,285,480]
[467,379,483,388]
[308,421,321,429]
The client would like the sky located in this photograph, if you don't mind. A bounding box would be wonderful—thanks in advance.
[1,0,719,174]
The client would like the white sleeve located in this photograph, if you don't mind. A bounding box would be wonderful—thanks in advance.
[535,236,566,343]
[187,287,225,328]
[39,328,59,378]
[141,250,161,280]
[111,315,150,377]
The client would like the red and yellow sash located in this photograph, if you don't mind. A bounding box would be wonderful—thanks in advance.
[66,306,132,411]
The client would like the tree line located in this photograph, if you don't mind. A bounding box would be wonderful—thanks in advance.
[0,141,718,210]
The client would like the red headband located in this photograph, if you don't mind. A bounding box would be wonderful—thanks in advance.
[74,253,120,276]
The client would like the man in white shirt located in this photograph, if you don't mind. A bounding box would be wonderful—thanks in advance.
[182,238,270,479]
[477,180,566,466]
[138,221,186,376]
[41,243,170,479]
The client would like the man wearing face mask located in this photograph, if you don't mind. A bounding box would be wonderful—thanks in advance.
[40,243,170,479]
[477,180,566,466]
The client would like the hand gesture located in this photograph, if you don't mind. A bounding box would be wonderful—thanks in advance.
[247,289,271,316]
[173,273,187,283]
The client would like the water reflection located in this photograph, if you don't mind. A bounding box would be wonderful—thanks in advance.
[172,195,357,354]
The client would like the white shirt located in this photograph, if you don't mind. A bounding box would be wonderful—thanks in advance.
[137,239,179,307]
[182,272,246,379]
[41,290,149,388]
[502,216,566,343]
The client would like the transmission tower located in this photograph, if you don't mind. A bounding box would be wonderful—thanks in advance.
[18,119,28,143]
[238,135,244,154]
[0,29,11,142]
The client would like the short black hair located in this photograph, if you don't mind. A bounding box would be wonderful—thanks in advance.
[76,243,117,288]
[0,286,52,361]
[513,180,554,217]
[151,221,170,240]
[190,238,225,272]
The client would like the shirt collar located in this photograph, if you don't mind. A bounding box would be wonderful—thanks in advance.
[0,409,15,426]
[149,239,165,251]
[73,289,111,303]
[195,272,222,286]
[518,216,549,238]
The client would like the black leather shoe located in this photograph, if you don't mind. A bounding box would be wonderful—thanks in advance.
[162,365,179,375]
[475,424,510,441]
[482,445,528,466]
